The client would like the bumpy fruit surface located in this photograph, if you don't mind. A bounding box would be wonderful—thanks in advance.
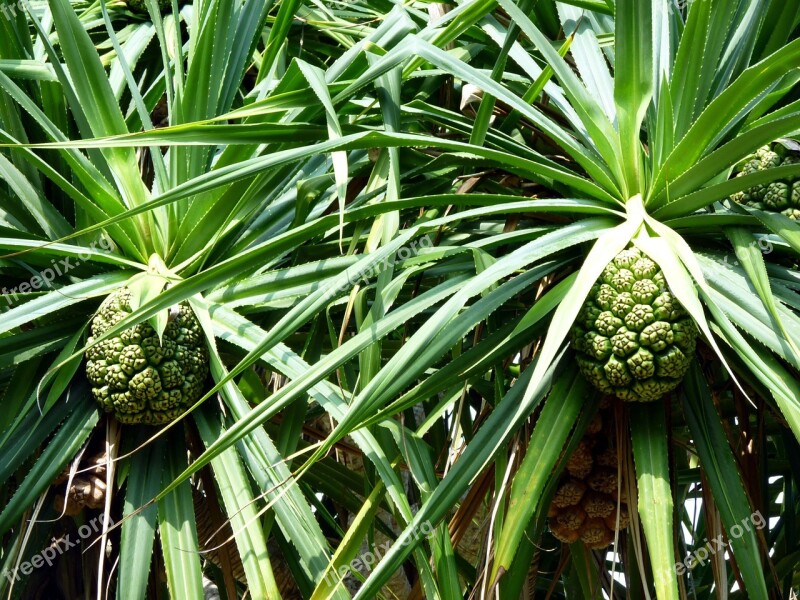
[86,288,208,425]
[731,144,800,220]
[548,407,628,549]
[571,247,698,402]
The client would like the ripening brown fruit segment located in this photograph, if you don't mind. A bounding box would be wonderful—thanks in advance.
[52,452,108,516]
[547,403,629,550]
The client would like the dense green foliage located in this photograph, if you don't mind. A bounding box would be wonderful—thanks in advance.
[0,0,799,598]
[125,0,171,12]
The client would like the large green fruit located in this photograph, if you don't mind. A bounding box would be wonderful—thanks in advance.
[731,143,800,220]
[571,248,698,402]
[85,288,208,425]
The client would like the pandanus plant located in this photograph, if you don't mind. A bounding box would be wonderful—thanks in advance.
[1,0,799,598]
[279,0,799,597]
[0,0,489,597]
